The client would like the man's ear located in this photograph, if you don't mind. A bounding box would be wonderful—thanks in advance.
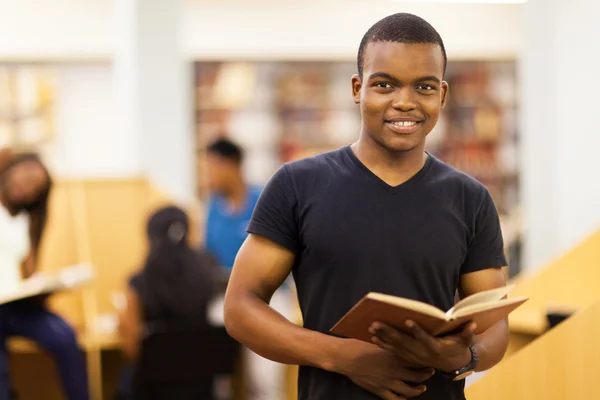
[440,81,449,109]
[351,74,362,104]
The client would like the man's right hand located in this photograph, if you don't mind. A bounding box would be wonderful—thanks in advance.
[332,339,435,400]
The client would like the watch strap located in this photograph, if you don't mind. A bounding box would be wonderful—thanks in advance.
[453,345,478,380]
[440,345,478,381]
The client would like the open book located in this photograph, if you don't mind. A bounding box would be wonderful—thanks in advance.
[0,263,94,305]
[330,285,528,340]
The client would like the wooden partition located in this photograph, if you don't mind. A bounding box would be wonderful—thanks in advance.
[33,178,170,335]
[504,229,600,355]
[466,298,600,399]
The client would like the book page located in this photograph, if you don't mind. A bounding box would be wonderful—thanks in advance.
[447,285,515,317]
[367,292,448,320]
[451,296,528,319]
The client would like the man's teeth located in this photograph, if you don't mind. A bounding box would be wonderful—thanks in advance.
[390,121,417,126]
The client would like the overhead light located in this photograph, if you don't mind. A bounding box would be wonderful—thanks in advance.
[390,0,527,3]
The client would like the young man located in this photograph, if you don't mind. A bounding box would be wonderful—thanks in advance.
[204,138,262,272]
[224,13,509,400]
[204,138,294,400]
[0,149,89,400]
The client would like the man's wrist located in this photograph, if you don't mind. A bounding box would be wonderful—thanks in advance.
[314,336,349,374]
[441,346,473,373]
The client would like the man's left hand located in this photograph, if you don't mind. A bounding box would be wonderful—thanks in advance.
[370,320,476,373]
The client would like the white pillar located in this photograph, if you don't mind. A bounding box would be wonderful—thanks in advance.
[113,0,194,202]
[520,0,600,271]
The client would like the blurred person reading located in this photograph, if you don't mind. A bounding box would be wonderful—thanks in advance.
[204,138,294,400]
[224,13,510,400]
[117,205,220,398]
[0,148,89,400]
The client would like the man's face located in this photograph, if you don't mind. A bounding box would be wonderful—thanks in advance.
[352,42,448,153]
[205,153,237,194]
[2,160,48,210]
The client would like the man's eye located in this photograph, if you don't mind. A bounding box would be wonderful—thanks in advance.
[417,84,435,91]
[375,82,392,89]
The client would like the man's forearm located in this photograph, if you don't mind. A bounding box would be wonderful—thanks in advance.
[224,291,344,372]
[472,319,509,371]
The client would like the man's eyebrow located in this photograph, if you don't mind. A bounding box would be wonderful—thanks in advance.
[367,72,398,82]
[367,72,441,85]
[415,75,441,84]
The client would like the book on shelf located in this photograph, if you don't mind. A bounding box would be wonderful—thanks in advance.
[331,285,528,341]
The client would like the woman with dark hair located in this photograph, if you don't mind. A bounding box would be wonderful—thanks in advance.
[118,205,220,360]
[0,148,89,400]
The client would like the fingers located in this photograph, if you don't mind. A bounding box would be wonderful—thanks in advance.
[387,380,427,398]
[401,367,436,384]
[457,322,477,343]
[371,335,395,353]
[405,320,439,350]
[378,391,405,400]
[441,322,477,345]
[370,322,421,350]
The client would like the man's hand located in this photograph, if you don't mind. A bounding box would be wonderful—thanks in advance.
[334,339,435,400]
[370,320,476,373]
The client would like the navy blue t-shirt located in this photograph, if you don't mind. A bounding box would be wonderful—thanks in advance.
[247,145,507,400]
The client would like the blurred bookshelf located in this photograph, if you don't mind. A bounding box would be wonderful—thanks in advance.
[194,60,521,276]
[0,65,55,150]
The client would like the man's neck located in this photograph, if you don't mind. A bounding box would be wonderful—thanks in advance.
[351,136,428,187]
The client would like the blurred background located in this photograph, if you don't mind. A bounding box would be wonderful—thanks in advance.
[0,0,598,399]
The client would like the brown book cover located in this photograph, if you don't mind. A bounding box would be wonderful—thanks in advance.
[330,285,528,340]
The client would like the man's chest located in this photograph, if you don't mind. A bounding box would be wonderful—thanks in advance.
[296,190,471,282]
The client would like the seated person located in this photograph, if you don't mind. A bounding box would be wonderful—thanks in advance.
[117,205,220,397]
[0,148,89,400]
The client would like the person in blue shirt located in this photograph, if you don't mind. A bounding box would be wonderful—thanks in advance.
[205,139,262,271]
[204,138,293,400]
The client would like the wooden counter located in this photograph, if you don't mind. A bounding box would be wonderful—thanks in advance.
[504,229,600,355]
[466,298,600,400]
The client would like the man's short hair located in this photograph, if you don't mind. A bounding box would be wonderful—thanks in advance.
[357,13,447,77]
[206,138,244,164]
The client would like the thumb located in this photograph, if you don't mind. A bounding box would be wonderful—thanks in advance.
[458,322,477,341]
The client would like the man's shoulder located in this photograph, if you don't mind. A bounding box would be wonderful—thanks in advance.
[284,146,348,177]
[428,154,490,197]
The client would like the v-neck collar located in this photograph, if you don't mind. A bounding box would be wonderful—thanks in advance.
[343,145,433,195]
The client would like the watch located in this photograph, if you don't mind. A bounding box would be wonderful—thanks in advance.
[449,345,478,381]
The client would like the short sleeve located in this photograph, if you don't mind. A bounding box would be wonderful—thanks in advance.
[247,165,300,253]
[461,189,508,274]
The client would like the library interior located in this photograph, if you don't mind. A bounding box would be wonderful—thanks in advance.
[0,0,598,399]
